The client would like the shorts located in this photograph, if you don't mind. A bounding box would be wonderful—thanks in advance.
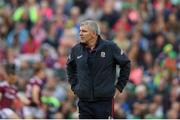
[22,106,45,118]
[0,108,16,118]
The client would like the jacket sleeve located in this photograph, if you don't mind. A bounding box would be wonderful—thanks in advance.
[66,48,77,93]
[112,43,131,92]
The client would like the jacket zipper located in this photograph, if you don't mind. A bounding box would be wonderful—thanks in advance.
[88,62,94,101]
[91,73,94,100]
[88,51,94,101]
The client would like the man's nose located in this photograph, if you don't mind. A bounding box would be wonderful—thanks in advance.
[80,33,83,36]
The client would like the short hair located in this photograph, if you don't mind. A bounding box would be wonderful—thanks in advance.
[5,63,16,75]
[33,62,44,74]
[80,20,100,35]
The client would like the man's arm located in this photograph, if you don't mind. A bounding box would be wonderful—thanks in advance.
[17,92,30,105]
[32,85,41,105]
[0,86,4,100]
[0,86,4,93]
[112,43,131,92]
[66,49,77,93]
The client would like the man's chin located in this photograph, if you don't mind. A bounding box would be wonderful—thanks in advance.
[80,41,86,44]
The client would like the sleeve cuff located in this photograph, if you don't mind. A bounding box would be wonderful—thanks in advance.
[116,84,123,93]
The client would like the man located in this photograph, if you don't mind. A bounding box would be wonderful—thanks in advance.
[0,63,29,118]
[24,62,46,118]
[66,20,131,119]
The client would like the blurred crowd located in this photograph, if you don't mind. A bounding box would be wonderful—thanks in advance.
[0,0,179,119]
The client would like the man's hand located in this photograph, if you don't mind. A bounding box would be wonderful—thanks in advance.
[114,89,120,98]
[0,93,2,100]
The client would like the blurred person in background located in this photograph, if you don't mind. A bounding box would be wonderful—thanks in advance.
[23,62,46,118]
[145,103,162,119]
[67,20,130,119]
[0,63,29,119]
[113,27,130,52]
[21,33,40,54]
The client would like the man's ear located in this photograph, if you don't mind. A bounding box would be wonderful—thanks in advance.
[92,32,97,37]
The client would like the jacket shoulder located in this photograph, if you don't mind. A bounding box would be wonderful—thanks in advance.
[72,43,81,49]
[101,40,116,47]
[70,43,82,52]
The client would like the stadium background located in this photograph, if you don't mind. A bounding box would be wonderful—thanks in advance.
[0,0,180,118]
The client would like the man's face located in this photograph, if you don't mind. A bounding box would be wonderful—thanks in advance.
[80,25,94,44]
[41,70,46,79]
[38,69,46,80]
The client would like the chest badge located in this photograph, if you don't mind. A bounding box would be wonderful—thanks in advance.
[101,52,106,58]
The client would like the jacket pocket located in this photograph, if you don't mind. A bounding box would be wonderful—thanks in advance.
[94,82,115,98]
[75,83,90,99]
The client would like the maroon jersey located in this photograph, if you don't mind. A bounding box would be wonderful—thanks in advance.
[0,81,17,109]
[25,76,44,106]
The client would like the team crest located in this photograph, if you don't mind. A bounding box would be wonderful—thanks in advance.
[101,52,106,58]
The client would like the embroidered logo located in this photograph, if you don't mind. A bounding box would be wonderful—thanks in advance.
[101,52,106,58]
[77,55,83,59]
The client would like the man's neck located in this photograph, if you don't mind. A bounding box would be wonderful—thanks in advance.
[7,80,13,85]
[87,37,98,49]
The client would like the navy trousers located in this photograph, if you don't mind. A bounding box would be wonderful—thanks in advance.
[78,99,113,119]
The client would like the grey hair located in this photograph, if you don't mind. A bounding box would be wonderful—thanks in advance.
[80,20,100,35]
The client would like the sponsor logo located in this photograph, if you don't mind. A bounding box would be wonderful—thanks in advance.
[101,52,106,58]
